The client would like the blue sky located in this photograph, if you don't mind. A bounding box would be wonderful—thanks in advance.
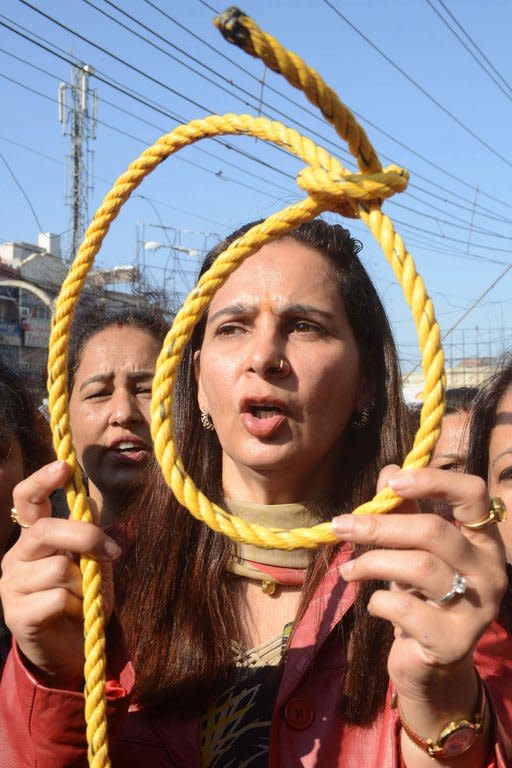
[1,0,512,373]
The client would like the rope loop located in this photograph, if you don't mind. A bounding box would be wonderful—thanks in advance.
[47,7,445,766]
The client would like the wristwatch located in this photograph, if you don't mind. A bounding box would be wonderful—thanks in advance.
[397,673,487,759]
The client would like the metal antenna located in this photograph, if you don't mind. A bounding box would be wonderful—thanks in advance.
[58,64,97,262]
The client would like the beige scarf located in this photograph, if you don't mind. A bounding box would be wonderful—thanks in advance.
[227,499,322,569]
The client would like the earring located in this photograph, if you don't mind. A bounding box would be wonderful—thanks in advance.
[353,408,371,430]
[200,408,215,431]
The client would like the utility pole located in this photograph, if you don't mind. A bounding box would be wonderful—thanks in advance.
[58,64,97,262]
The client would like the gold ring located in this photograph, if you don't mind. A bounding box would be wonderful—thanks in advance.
[461,497,507,531]
[10,507,31,529]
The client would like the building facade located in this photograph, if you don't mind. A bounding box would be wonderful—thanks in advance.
[0,233,152,397]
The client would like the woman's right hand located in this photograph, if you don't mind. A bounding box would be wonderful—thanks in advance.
[0,460,121,690]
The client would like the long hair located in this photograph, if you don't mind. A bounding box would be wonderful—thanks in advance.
[0,361,53,475]
[116,219,412,723]
[466,357,512,630]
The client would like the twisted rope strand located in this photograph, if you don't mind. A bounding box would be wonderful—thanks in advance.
[214,7,381,174]
[47,8,445,765]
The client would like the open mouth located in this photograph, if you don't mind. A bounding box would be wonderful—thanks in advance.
[248,404,284,419]
[241,399,288,438]
[109,440,149,462]
[115,441,144,453]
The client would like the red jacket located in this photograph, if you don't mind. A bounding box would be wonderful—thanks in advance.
[1,544,511,767]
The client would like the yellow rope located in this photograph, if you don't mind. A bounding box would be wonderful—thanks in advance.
[47,7,445,765]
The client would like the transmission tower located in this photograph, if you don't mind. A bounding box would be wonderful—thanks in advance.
[58,64,97,262]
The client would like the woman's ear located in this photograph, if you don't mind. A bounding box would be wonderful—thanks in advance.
[193,350,208,413]
[193,349,201,387]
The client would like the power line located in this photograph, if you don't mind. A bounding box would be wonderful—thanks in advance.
[82,0,361,171]
[0,130,226,228]
[403,259,512,379]
[2,55,510,269]
[0,43,294,199]
[0,68,287,205]
[410,182,512,225]
[426,0,512,103]
[323,0,512,172]
[196,0,219,14]
[146,0,512,215]
[391,217,512,260]
[11,0,511,224]
[4,4,512,262]
[12,2,300,184]
[0,19,299,192]
[435,0,512,97]
[388,199,512,242]
[4,7,512,228]
[0,150,43,231]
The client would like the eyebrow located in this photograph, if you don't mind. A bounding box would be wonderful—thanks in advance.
[208,302,335,324]
[79,370,155,392]
[491,447,512,468]
[433,452,461,460]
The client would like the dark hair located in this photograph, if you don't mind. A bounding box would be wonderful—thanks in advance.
[444,387,478,415]
[0,360,53,475]
[68,304,168,388]
[466,358,512,630]
[466,362,512,487]
[116,219,412,723]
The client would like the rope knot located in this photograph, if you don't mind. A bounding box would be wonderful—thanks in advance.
[296,163,409,218]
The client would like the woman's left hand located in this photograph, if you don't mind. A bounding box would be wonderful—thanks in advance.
[332,466,507,705]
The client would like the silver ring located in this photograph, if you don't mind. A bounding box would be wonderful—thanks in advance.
[436,571,467,604]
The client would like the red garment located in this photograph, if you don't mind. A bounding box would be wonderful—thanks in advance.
[0,543,511,768]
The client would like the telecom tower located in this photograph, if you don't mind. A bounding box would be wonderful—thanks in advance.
[58,64,97,262]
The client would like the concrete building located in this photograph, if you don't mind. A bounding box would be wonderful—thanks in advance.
[403,357,498,404]
[0,233,151,397]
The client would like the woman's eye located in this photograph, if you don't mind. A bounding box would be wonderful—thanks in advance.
[498,466,512,482]
[85,390,110,400]
[292,319,325,335]
[217,323,245,336]
[439,461,462,472]
[136,387,152,396]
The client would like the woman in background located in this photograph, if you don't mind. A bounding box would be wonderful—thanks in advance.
[430,386,478,473]
[66,304,167,524]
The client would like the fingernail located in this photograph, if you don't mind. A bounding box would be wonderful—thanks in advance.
[339,559,355,578]
[388,470,414,492]
[332,515,355,537]
[104,538,122,559]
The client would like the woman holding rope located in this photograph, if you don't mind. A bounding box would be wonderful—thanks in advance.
[1,219,511,767]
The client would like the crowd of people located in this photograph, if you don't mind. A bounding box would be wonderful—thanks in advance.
[0,219,511,767]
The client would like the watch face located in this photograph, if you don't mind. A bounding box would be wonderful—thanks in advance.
[440,726,476,756]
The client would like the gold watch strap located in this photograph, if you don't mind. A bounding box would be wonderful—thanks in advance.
[396,671,486,759]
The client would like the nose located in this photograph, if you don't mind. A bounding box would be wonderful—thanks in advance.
[246,325,289,378]
[108,387,143,427]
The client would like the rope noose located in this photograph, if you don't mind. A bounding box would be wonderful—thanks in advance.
[47,8,445,766]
